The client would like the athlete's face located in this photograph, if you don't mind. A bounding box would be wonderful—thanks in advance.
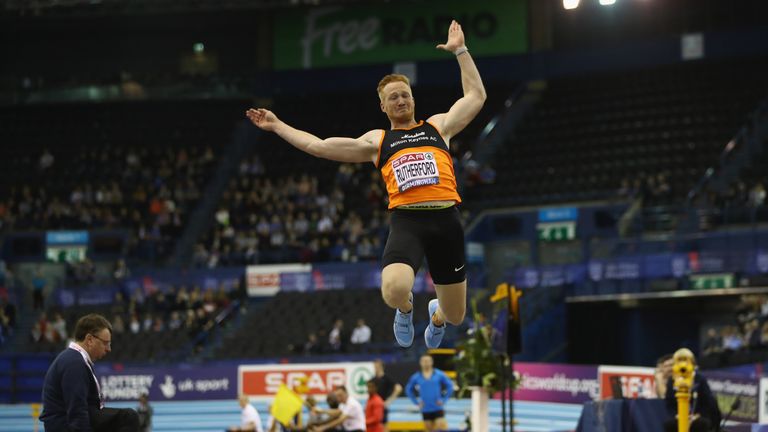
[419,354,433,372]
[380,81,415,122]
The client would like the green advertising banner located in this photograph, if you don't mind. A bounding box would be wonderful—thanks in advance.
[273,0,527,70]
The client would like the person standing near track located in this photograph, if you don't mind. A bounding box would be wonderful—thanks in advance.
[40,314,139,432]
[365,380,385,432]
[370,360,402,431]
[405,354,453,431]
[228,394,264,432]
[246,20,485,349]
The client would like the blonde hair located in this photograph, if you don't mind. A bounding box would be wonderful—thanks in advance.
[377,74,411,101]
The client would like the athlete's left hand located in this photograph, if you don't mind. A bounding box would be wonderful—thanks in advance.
[436,20,466,53]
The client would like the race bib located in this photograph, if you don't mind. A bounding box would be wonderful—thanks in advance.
[391,152,440,192]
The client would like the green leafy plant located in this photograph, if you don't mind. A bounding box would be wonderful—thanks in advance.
[454,294,521,397]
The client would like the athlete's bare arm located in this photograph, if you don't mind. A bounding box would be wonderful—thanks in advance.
[246,108,382,163]
[429,20,487,141]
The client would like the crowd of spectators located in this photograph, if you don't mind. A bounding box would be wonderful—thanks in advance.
[617,171,675,205]
[702,294,768,359]
[298,317,372,356]
[196,157,389,267]
[0,261,18,348]
[109,283,243,340]
[0,295,17,348]
[1,146,216,261]
[30,312,67,343]
[29,281,246,356]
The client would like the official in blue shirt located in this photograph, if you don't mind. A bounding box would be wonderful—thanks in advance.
[405,354,454,431]
[40,313,139,432]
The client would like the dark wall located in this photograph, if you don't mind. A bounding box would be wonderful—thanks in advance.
[566,293,745,366]
[0,11,268,84]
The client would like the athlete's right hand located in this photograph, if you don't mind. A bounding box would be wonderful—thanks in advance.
[246,108,280,132]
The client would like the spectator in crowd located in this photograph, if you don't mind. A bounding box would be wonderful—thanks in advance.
[350,319,372,351]
[701,328,721,356]
[749,182,766,208]
[303,333,322,356]
[32,312,54,343]
[142,313,154,332]
[168,311,182,330]
[229,394,264,432]
[136,393,153,432]
[113,259,131,298]
[761,321,768,346]
[405,354,453,432]
[0,307,11,347]
[152,316,165,332]
[722,326,743,351]
[39,148,55,171]
[32,271,46,311]
[328,319,344,352]
[112,315,125,334]
[745,318,762,348]
[51,312,68,342]
[129,314,141,334]
[1,295,16,329]
[31,322,45,343]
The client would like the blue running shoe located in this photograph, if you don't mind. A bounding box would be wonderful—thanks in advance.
[393,293,414,347]
[424,299,446,349]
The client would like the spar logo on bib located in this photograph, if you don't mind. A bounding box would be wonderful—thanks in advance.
[392,152,440,192]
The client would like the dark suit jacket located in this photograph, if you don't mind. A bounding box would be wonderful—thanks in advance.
[664,373,722,426]
[40,348,101,432]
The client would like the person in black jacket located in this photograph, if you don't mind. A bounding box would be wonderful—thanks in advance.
[664,348,722,432]
[40,313,139,432]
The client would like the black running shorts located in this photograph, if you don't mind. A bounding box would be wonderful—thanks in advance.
[381,206,466,285]
[421,410,446,421]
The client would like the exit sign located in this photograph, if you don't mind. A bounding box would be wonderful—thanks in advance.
[690,273,734,290]
[537,221,576,241]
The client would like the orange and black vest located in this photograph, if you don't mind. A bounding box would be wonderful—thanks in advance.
[376,120,461,209]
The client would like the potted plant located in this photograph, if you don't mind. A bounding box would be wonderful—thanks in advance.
[454,293,521,432]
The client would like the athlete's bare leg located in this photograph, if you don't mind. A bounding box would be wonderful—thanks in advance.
[432,280,467,326]
[381,263,414,313]
[433,417,448,431]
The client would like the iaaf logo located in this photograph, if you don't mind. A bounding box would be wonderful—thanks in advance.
[392,152,434,169]
[242,369,347,396]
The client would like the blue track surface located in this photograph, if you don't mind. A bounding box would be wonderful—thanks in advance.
[0,398,581,432]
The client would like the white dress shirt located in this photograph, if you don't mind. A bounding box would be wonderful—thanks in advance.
[241,403,264,432]
[340,396,366,431]
[350,325,371,344]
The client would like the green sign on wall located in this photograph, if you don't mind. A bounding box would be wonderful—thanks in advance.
[273,0,527,70]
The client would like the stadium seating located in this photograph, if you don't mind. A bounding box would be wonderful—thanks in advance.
[464,57,768,208]
[214,289,436,359]
[0,100,245,262]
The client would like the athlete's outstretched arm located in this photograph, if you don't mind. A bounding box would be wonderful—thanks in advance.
[246,108,379,163]
[430,20,487,140]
